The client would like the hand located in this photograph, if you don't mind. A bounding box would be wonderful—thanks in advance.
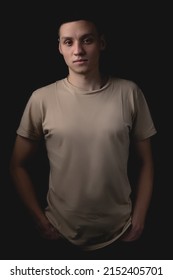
[35,217,62,240]
[120,223,144,242]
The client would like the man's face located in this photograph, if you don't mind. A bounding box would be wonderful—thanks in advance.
[58,20,105,75]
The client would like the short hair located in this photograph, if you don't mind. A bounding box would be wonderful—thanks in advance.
[57,11,105,36]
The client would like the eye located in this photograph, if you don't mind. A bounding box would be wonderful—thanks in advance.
[64,39,73,46]
[82,37,94,44]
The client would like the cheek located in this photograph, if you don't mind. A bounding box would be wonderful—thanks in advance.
[62,53,72,65]
[60,49,70,60]
[89,49,100,61]
[88,45,100,56]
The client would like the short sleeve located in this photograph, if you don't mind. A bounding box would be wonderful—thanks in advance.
[131,86,157,140]
[16,91,43,140]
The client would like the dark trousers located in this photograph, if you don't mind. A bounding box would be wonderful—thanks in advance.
[2,220,163,260]
[4,234,157,260]
[39,238,148,260]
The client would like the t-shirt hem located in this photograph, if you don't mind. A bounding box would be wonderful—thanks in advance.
[65,218,132,252]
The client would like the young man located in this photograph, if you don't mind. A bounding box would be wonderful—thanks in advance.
[10,15,157,259]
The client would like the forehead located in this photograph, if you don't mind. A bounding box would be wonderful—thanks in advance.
[59,20,98,38]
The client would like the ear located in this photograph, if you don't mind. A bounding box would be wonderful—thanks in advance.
[58,40,63,54]
[100,35,106,50]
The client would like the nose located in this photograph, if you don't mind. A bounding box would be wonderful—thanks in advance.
[73,41,85,56]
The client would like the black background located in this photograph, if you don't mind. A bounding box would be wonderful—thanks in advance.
[1,2,172,259]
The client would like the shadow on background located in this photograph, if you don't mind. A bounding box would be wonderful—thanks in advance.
[1,2,172,259]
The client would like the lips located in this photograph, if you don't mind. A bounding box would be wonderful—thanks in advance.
[73,59,88,63]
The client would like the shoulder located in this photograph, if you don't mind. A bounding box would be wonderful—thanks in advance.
[32,79,63,98]
[23,79,67,113]
[109,76,143,103]
[110,76,140,92]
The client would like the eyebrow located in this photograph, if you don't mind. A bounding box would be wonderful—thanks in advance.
[60,33,96,40]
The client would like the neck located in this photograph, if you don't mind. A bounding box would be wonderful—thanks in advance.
[67,72,106,91]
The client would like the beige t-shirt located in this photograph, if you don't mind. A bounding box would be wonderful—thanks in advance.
[17,77,157,250]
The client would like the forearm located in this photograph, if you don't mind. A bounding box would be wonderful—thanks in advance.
[121,160,154,241]
[132,161,154,224]
[10,165,47,224]
[10,165,61,239]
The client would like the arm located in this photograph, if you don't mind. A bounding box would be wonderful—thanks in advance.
[122,137,154,241]
[10,135,60,239]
